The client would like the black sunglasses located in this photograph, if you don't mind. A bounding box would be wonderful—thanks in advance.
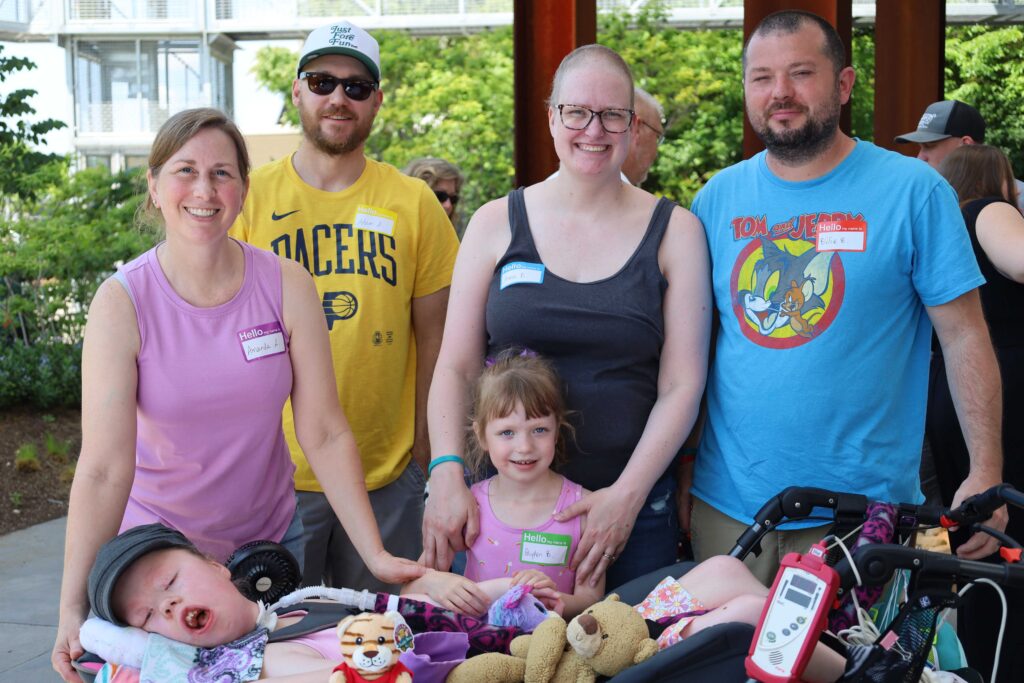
[434,190,459,206]
[299,72,379,101]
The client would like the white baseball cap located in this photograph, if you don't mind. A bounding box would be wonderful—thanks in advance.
[297,21,381,82]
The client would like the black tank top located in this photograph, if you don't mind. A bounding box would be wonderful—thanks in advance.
[485,188,676,491]
[963,197,1024,349]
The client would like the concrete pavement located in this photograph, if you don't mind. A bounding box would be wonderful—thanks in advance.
[0,516,65,682]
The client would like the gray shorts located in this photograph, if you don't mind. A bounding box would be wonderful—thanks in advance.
[296,460,426,592]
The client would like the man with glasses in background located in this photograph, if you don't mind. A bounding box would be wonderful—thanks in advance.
[231,20,458,592]
[622,87,665,187]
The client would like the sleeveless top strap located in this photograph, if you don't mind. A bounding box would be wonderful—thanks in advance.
[507,188,675,268]
[506,187,540,260]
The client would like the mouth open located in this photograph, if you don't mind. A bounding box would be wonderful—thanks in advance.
[184,607,211,631]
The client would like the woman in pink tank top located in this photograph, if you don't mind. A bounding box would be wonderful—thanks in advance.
[53,108,424,683]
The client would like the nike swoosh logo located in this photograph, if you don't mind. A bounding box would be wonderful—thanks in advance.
[272,210,300,221]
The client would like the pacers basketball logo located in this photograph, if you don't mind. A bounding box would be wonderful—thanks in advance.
[323,291,358,329]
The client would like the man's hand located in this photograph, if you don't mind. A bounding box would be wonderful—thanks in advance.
[950,470,1008,559]
[366,549,427,585]
[421,466,478,570]
[52,610,86,683]
[555,484,644,587]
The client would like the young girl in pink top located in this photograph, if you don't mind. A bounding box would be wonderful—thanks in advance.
[458,349,604,617]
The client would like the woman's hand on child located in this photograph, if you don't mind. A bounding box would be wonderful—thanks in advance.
[556,484,644,587]
[422,467,480,571]
[420,570,493,617]
[367,549,428,585]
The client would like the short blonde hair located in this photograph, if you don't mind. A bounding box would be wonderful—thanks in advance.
[547,44,634,109]
[467,348,573,477]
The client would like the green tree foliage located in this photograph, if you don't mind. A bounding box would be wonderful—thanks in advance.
[255,28,515,218]
[0,45,66,199]
[946,24,1024,178]
[601,4,743,203]
[250,11,1024,214]
[252,45,301,126]
[0,167,154,407]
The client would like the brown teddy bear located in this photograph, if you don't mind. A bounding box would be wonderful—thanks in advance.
[446,594,658,683]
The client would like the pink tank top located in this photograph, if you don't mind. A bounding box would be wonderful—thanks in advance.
[464,476,583,593]
[117,241,295,562]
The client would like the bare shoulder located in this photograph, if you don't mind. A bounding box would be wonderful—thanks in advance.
[85,276,140,353]
[460,195,512,260]
[277,255,318,300]
[89,276,137,327]
[658,203,707,271]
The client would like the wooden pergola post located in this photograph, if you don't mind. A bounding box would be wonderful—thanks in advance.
[512,0,597,187]
[874,1,946,154]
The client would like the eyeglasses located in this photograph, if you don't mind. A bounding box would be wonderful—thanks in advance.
[299,72,379,101]
[434,190,459,206]
[557,104,635,134]
[639,118,666,144]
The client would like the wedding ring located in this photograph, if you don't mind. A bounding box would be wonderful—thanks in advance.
[602,552,617,560]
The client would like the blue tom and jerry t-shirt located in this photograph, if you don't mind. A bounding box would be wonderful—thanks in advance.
[691,140,983,525]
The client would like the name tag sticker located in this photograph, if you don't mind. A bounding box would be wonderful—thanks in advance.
[816,219,867,252]
[500,262,546,290]
[238,322,286,362]
[520,530,571,566]
[354,205,398,236]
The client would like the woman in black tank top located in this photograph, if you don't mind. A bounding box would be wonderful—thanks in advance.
[927,144,1024,681]
[423,45,712,589]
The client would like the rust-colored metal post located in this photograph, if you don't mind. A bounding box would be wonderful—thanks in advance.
[874,1,945,155]
[513,0,597,186]
[741,0,852,159]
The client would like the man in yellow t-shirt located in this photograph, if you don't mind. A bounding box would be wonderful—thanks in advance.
[231,20,458,591]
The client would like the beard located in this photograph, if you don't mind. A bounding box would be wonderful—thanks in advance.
[299,103,374,156]
[749,84,842,165]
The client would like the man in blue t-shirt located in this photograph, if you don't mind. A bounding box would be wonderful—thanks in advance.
[688,9,1007,585]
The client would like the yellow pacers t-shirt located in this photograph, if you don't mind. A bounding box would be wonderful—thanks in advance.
[231,156,458,491]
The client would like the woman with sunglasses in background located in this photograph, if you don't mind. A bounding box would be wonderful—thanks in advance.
[422,44,712,590]
[52,107,425,682]
[404,157,465,233]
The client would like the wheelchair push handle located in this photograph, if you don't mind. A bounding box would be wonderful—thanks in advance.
[833,543,1024,592]
[728,486,868,559]
[941,483,1015,528]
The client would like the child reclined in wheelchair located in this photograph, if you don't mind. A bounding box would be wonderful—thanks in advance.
[78,524,865,682]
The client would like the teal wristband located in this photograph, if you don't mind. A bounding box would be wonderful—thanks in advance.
[427,455,465,477]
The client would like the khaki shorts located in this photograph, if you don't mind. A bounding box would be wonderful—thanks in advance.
[690,496,830,587]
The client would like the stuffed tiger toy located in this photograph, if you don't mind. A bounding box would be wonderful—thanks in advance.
[329,611,415,683]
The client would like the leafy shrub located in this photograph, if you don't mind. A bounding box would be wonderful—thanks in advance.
[0,341,82,409]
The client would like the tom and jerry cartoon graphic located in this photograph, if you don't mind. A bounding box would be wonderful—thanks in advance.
[729,211,864,349]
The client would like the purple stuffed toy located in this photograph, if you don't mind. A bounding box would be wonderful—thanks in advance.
[486,585,551,633]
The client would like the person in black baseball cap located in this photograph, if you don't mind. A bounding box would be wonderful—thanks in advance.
[894,100,986,170]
